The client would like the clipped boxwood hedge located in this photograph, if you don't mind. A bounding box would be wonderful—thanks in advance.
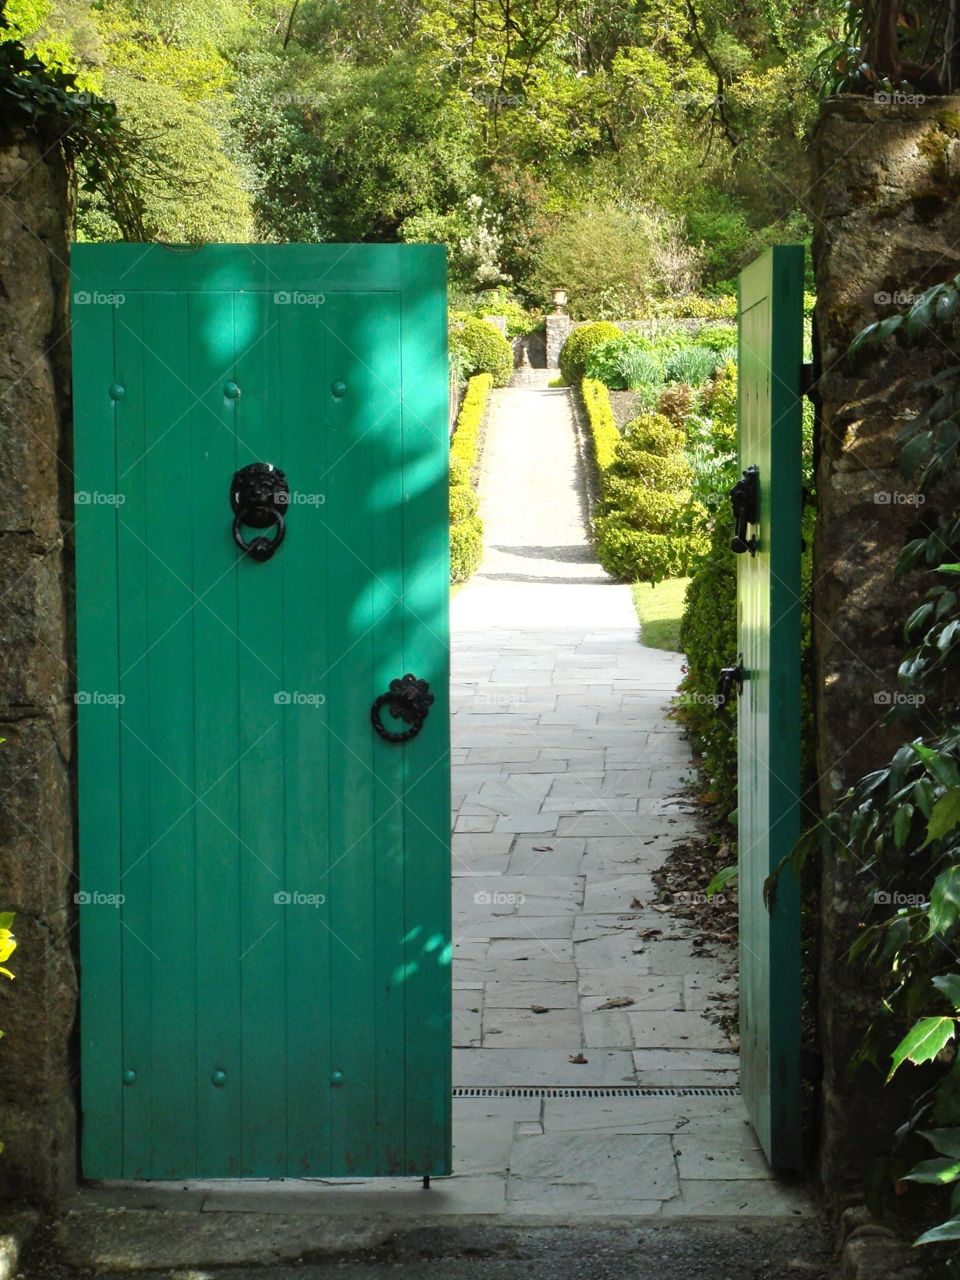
[449,372,491,584]
[559,321,622,385]
[581,377,619,471]
[581,387,702,584]
[450,316,513,387]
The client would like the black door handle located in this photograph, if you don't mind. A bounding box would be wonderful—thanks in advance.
[230,462,289,562]
[729,465,759,556]
[371,674,434,743]
[715,661,744,713]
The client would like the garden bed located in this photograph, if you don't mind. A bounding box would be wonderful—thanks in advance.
[608,388,639,432]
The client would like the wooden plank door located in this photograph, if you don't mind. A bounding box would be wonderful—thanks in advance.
[72,244,451,1179]
[736,245,804,1170]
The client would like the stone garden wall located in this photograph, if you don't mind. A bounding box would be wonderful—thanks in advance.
[0,137,77,1202]
[811,94,960,1209]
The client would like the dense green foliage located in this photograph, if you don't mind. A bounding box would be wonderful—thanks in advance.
[678,503,738,810]
[450,316,513,388]
[449,373,491,583]
[7,0,844,300]
[559,322,622,386]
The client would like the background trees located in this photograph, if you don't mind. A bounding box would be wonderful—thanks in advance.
[7,0,843,308]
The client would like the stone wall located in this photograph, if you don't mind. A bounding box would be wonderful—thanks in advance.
[811,95,960,1210]
[0,137,77,1202]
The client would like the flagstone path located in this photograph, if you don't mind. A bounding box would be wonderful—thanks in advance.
[443,377,810,1216]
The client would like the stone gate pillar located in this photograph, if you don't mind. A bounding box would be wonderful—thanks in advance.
[0,135,77,1201]
[811,95,960,1209]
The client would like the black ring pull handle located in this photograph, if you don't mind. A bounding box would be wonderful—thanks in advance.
[729,464,759,556]
[230,462,289,562]
[371,674,435,744]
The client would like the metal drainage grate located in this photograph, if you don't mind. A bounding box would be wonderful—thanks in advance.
[453,1085,740,1100]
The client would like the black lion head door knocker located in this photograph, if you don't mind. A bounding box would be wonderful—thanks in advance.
[230,462,289,562]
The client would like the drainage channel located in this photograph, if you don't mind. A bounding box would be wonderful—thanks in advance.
[453,1085,740,1099]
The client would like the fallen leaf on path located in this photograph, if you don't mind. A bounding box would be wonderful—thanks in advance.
[530,1005,549,1014]
[638,928,662,939]
[532,846,552,852]
[596,996,635,1010]
[652,904,672,914]
[630,897,645,909]
[568,1053,588,1064]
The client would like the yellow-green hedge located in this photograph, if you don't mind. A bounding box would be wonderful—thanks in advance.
[582,377,619,472]
[449,373,491,584]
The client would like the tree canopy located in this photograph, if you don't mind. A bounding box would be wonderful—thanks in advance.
[7,0,847,308]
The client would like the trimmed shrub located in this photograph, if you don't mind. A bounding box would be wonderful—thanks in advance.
[581,377,620,472]
[694,325,737,353]
[619,413,686,458]
[450,515,484,583]
[448,372,491,584]
[595,516,696,584]
[449,456,471,487]
[558,321,621,385]
[583,392,700,584]
[600,478,687,532]
[450,372,492,483]
[450,484,479,523]
[450,316,513,387]
[677,504,738,814]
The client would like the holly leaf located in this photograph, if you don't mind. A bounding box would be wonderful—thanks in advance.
[904,1156,960,1184]
[926,866,960,937]
[916,1216,960,1245]
[889,1016,955,1080]
[933,974,960,1011]
[919,1128,960,1158]
[924,791,960,848]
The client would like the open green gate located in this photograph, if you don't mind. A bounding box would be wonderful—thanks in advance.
[72,244,451,1179]
[733,245,804,1170]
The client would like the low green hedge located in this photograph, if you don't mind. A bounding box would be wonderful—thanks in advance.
[677,504,738,814]
[450,316,513,387]
[559,321,622,385]
[581,377,619,471]
[449,372,491,584]
[581,385,702,584]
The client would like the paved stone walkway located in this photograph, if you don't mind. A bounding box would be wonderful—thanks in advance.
[445,383,810,1216]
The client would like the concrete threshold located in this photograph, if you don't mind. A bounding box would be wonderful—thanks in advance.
[51,1207,830,1274]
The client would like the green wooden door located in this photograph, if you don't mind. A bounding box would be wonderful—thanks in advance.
[736,246,804,1170]
[72,244,451,1180]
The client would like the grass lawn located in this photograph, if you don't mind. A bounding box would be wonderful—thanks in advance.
[632,578,690,652]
